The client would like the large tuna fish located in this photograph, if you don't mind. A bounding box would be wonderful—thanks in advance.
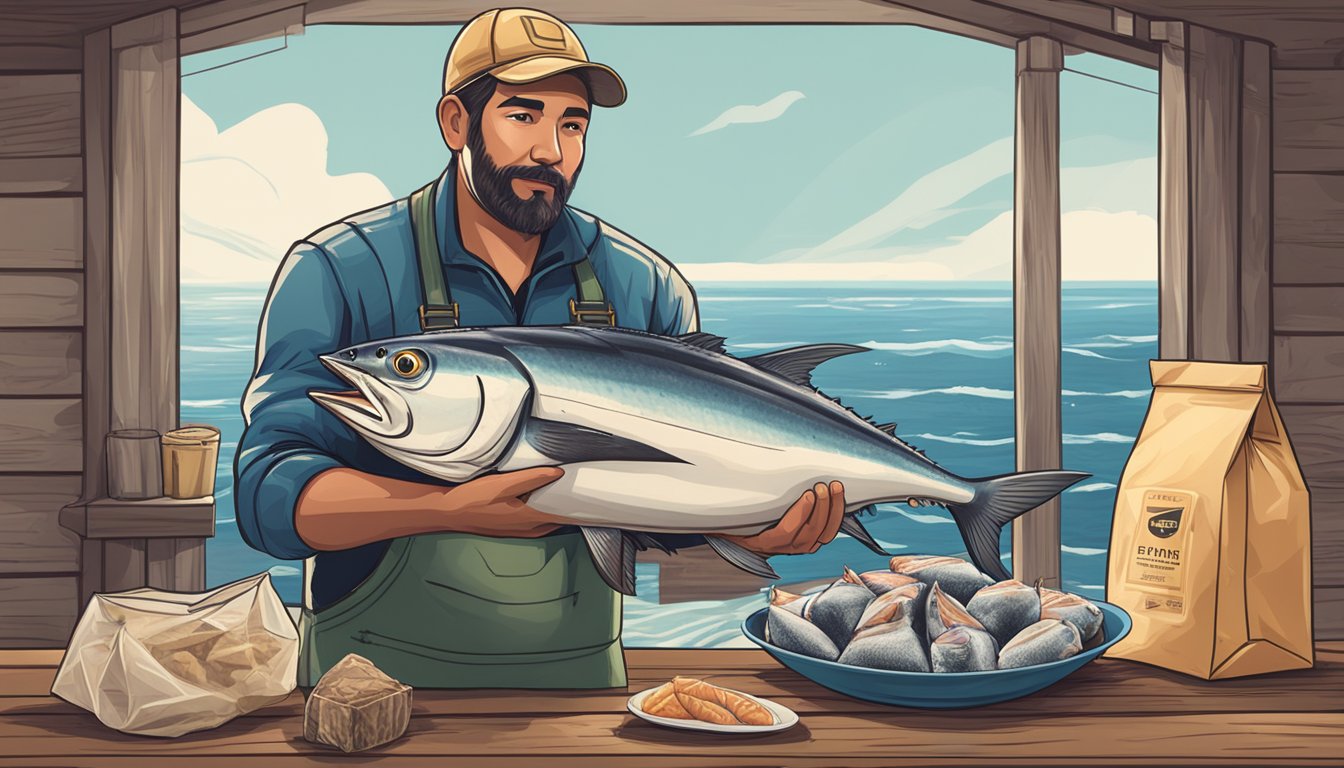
[309,326,1088,595]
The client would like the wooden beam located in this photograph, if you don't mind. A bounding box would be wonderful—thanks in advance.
[0,197,81,269]
[0,74,80,158]
[0,330,81,395]
[58,496,215,540]
[0,575,78,648]
[0,157,82,195]
[1274,173,1344,285]
[102,538,146,593]
[1240,40,1271,365]
[0,476,82,575]
[0,399,82,473]
[1273,336,1344,403]
[1188,26,1241,362]
[110,9,179,435]
[0,272,82,327]
[180,4,304,57]
[1273,70,1344,174]
[1157,24,1190,360]
[82,27,113,503]
[1274,287,1344,333]
[1011,35,1062,590]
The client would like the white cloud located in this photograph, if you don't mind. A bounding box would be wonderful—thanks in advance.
[689,90,805,137]
[681,209,1155,282]
[179,95,392,284]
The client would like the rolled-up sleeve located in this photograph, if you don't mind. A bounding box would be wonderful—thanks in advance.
[234,242,355,560]
[649,259,700,335]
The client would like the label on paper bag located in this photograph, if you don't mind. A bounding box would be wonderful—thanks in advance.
[1125,489,1195,611]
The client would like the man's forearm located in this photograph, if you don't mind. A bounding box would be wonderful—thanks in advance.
[295,467,449,551]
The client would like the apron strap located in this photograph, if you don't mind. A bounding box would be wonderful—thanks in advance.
[410,180,459,331]
[569,257,616,326]
[411,176,615,329]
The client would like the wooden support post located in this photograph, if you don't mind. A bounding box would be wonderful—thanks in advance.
[1011,36,1063,589]
[1153,23,1267,363]
[110,10,179,436]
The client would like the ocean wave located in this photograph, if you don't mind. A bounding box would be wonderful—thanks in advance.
[1061,545,1107,556]
[841,385,1014,401]
[1093,302,1150,309]
[893,507,955,525]
[1098,334,1157,343]
[181,344,255,353]
[862,339,1012,353]
[1062,347,1117,360]
[916,432,1133,446]
[181,398,234,408]
[1062,389,1149,398]
[837,296,1009,304]
[916,433,1014,447]
[268,565,301,577]
[699,296,802,302]
[835,532,909,549]
[796,303,866,311]
[1068,482,1118,493]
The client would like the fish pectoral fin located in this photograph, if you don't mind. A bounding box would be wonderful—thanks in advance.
[579,526,638,595]
[524,418,685,465]
[840,511,892,556]
[738,344,868,388]
[705,536,780,580]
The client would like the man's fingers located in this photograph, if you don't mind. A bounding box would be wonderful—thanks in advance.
[819,481,846,546]
[491,466,565,499]
[792,482,831,549]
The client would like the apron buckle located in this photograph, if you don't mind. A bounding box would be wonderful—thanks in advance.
[419,303,460,331]
[569,298,616,326]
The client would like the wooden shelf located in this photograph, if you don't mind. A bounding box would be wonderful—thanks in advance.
[59,496,215,540]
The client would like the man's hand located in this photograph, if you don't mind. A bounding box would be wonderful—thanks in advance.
[722,481,847,555]
[439,467,568,538]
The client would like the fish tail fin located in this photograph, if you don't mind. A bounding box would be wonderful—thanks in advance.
[947,470,1091,581]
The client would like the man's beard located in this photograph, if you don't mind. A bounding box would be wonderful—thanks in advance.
[464,122,579,235]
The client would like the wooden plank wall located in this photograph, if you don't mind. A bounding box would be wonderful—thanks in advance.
[0,43,87,648]
[1273,64,1344,639]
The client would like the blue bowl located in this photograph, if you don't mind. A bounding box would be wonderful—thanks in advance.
[741,599,1131,709]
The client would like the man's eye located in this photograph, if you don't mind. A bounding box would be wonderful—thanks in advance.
[506,113,534,123]
[564,121,585,132]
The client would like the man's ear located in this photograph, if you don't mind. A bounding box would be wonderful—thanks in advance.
[437,94,468,152]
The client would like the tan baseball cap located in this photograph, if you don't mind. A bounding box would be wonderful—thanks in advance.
[443,8,626,107]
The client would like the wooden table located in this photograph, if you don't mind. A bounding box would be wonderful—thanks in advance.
[1,645,1341,766]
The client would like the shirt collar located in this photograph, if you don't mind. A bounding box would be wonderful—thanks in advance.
[433,160,586,273]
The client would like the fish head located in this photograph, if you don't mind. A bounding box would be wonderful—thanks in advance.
[310,338,530,479]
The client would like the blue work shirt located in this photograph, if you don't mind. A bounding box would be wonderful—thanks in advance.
[235,161,700,610]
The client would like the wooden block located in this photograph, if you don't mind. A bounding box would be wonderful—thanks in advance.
[1273,337,1344,403]
[79,539,102,609]
[0,272,82,327]
[1158,37,1189,359]
[0,398,81,473]
[1316,585,1344,639]
[1278,404,1344,493]
[0,475,81,575]
[0,197,82,269]
[304,654,412,753]
[1241,41,1271,365]
[0,158,82,195]
[1310,483,1344,587]
[82,28,112,505]
[146,538,208,592]
[60,496,215,540]
[1275,287,1344,333]
[0,74,80,158]
[0,575,77,648]
[1274,70,1344,173]
[0,330,80,395]
[102,538,146,593]
[1275,174,1344,270]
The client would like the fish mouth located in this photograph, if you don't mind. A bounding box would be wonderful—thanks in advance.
[312,355,395,428]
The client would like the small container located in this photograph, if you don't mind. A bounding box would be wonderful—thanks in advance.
[107,429,163,500]
[161,425,221,499]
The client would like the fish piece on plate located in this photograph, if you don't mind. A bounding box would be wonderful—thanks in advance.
[853,581,926,637]
[804,581,874,651]
[998,619,1083,669]
[640,681,693,719]
[924,581,986,642]
[889,555,994,604]
[766,605,840,661]
[930,625,999,672]
[837,615,930,672]
[673,677,774,726]
[310,326,1090,596]
[966,579,1041,647]
[1039,588,1104,642]
[844,565,921,596]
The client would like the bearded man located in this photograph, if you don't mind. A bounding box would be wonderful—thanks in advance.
[236,8,847,689]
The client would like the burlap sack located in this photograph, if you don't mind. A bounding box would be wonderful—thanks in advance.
[51,573,298,736]
[1105,361,1313,679]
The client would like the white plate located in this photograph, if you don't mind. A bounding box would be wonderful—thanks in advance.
[626,685,799,734]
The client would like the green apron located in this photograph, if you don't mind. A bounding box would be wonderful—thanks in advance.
[298,532,626,688]
[298,180,626,689]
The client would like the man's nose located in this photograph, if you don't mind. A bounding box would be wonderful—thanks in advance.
[529,125,563,166]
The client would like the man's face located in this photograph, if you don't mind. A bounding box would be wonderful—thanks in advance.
[462,75,590,235]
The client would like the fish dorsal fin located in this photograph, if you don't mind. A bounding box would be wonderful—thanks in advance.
[876,422,898,435]
[675,332,728,354]
[740,344,868,388]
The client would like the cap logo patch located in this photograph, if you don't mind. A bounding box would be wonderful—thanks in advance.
[522,16,568,50]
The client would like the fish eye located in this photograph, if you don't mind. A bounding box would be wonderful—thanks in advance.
[391,350,424,379]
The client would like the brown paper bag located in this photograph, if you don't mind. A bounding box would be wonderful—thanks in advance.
[1105,361,1312,679]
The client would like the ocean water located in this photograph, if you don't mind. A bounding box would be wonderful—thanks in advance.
[182,280,1157,649]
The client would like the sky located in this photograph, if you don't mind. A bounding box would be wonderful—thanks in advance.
[180,23,1158,283]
